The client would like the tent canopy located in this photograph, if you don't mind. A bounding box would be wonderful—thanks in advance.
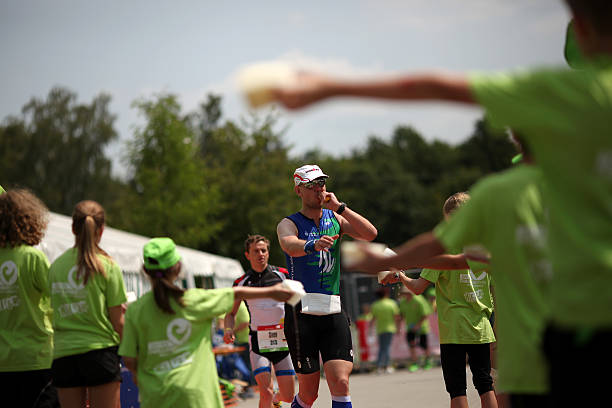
[39,212,244,289]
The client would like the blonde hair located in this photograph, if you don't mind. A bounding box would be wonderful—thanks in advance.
[443,192,470,216]
[72,200,109,284]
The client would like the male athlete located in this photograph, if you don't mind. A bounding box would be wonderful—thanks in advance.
[225,235,295,408]
[277,164,377,408]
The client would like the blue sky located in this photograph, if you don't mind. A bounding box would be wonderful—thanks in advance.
[1,0,569,176]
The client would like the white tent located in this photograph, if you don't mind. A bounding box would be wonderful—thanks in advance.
[39,212,244,297]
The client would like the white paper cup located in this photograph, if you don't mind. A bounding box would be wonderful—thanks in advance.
[341,241,387,269]
[236,61,296,108]
[282,279,306,306]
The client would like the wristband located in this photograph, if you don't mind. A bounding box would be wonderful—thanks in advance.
[336,202,346,214]
[304,239,317,254]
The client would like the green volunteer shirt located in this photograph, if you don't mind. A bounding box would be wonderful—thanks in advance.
[234,301,250,344]
[119,288,235,408]
[420,260,495,344]
[49,248,127,359]
[435,165,550,394]
[0,185,4,193]
[469,59,612,328]
[371,298,399,335]
[399,295,432,335]
[0,246,53,371]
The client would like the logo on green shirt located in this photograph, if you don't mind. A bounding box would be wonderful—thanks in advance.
[0,260,18,288]
[167,318,191,345]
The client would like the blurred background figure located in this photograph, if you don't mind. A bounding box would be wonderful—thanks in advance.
[370,287,400,374]
[399,286,433,372]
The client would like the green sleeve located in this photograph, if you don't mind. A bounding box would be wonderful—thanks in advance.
[30,250,51,296]
[419,268,439,284]
[469,68,580,139]
[189,288,235,320]
[118,307,138,358]
[105,261,128,307]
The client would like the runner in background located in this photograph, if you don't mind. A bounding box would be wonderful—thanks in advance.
[370,287,400,374]
[399,286,434,372]
[0,189,58,408]
[277,164,377,408]
[120,237,296,408]
[49,200,127,408]
[225,234,296,408]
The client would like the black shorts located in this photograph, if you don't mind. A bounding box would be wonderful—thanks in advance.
[283,305,353,374]
[52,346,121,388]
[0,369,59,408]
[406,331,428,350]
[250,332,292,365]
[440,343,494,399]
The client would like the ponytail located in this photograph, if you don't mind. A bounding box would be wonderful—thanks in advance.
[72,200,108,284]
[144,262,185,314]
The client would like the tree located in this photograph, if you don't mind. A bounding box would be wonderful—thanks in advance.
[195,102,296,267]
[0,87,119,214]
[118,93,223,248]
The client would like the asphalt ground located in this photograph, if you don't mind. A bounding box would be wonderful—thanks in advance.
[236,366,482,407]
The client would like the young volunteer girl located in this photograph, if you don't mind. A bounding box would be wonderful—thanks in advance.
[119,237,296,408]
[49,200,127,408]
[0,189,56,407]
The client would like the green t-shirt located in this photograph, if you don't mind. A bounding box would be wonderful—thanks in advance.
[234,301,250,344]
[399,295,432,335]
[469,60,612,328]
[49,248,127,359]
[0,185,4,194]
[435,165,550,394]
[0,246,53,371]
[119,288,235,408]
[370,298,399,335]
[420,262,495,344]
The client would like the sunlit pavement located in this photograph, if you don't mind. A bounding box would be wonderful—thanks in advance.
[237,366,482,407]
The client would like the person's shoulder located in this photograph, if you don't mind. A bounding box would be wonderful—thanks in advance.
[270,265,289,275]
[15,245,48,261]
[233,271,250,287]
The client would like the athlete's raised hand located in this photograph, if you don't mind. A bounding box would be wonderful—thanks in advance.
[316,234,340,252]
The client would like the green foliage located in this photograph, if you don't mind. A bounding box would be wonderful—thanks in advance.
[0,87,119,214]
[1,87,516,271]
[195,100,296,267]
[117,93,223,248]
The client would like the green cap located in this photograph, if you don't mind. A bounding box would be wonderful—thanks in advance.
[564,20,586,69]
[143,237,182,270]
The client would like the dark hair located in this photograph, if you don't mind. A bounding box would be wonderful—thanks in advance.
[565,0,612,36]
[72,200,109,284]
[144,262,185,314]
[0,189,48,247]
[244,234,270,253]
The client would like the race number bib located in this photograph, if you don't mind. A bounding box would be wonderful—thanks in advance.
[256,324,288,353]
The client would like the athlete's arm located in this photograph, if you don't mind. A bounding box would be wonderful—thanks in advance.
[223,299,242,344]
[323,191,377,241]
[272,72,476,110]
[277,218,338,256]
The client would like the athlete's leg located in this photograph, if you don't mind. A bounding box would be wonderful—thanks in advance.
[466,343,497,408]
[273,354,296,403]
[294,371,320,406]
[57,387,87,408]
[323,359,352,396]
[254,370,274,408]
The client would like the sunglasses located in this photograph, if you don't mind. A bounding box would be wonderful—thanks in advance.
[301,179,326,189]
